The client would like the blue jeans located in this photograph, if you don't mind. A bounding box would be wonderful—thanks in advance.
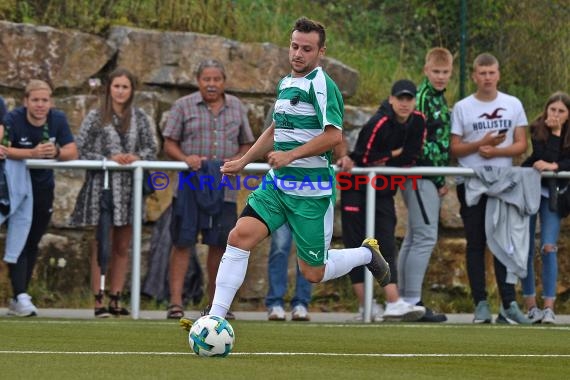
[522,196,560,300]
[265,224,312,309]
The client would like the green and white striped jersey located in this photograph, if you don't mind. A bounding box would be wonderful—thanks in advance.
[270,66,344,198]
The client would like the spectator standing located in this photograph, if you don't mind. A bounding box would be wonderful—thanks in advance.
[341,79,427,322]
[265,224,312,321]
[398,47,453,322]
[208,17,391,320]
[450,53,531,324]
[521,91,570,324]
[4,79,78,316]
[71,68,158,317]
[162,59,254,319]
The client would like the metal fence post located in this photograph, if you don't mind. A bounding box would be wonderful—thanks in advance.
[131,166,144,319]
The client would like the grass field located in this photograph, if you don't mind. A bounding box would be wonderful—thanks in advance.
[1,318,569,380]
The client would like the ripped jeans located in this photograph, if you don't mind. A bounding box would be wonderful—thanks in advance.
[521,196,561,300]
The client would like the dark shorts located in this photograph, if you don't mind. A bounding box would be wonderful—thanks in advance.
[170,200,237,248]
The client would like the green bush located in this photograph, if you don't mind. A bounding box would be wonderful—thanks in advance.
[2,0,568,115]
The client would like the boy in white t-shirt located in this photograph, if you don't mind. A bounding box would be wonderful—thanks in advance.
[450,52,531,324]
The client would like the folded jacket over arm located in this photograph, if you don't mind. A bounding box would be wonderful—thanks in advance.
[465,166,541,283]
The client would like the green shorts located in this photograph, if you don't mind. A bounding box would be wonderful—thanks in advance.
[247,184,334,266]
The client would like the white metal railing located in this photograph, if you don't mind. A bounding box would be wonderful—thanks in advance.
[24,159,570,321]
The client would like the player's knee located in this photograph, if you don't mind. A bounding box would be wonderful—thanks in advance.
[304,273,323,283]
[227,227,245,246]
[227,225,262,251]
[300,266,324,283]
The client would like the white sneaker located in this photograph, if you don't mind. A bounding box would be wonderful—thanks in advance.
[7,293,38,317]
[355,301,384,322]
[542,308,556,324]
[527,307,544,323]
[267,305,286,321]
[383,299,425,322]
[291,305,310,321]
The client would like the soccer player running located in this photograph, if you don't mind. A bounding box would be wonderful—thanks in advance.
[208,17,390,319]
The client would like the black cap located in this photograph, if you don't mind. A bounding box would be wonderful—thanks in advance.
[391,79,417,97]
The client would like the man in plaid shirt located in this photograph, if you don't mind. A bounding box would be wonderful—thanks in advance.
[162,59,254,320]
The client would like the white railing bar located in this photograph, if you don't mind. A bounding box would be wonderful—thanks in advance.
[22,159,570,320]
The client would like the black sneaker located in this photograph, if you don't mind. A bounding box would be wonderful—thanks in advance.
[201,305,236,320]
[225,310,236,320]
[108,294,130,317]
[94,307,111,318]
[362,238,391,287]
[416,302,447,323]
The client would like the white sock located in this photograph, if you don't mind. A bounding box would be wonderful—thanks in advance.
[403,297,420,305]
[321,247,372,282]
[209,245,250,318]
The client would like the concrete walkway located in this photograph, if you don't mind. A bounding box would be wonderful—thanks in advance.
[2,308,570,324]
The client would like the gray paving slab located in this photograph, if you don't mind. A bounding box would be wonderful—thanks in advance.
[1,308,569,324]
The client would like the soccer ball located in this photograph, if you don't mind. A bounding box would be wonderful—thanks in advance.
[188,315,235,357]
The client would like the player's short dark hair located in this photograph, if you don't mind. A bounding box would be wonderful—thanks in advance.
[292,17,326,48]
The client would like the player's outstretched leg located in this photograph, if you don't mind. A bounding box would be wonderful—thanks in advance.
[362,238,391,287]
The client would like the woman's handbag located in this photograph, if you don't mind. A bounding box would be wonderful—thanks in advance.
[549,177,570,217]
[142,170,155,196]
[556,185,570,218]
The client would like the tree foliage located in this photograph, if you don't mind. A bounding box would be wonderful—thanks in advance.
[0,0,568,113]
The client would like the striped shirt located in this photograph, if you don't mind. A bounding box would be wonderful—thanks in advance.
[270,67,344,198]
[163,91,254,202]
[163,92,254,160]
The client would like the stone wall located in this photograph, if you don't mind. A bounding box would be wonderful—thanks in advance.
[1,21,569,310]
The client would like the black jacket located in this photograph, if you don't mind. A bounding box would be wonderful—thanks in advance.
[347,100,426,196]
[521,126,570,189]
[521,126,570,216]
[350,100,426,167]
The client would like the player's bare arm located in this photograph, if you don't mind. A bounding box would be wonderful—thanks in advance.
[226,143,253,161]
[267,125,342,169]
[334,138,353,171]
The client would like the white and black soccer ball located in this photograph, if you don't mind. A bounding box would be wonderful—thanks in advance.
[188,315,235,357]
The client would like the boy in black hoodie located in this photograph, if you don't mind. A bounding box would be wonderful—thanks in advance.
[340,79,427,321]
